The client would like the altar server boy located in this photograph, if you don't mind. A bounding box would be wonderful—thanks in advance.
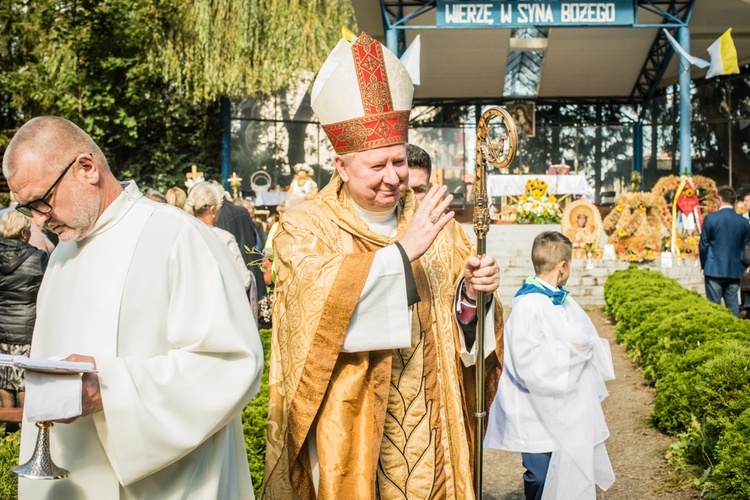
[485,231,616,500]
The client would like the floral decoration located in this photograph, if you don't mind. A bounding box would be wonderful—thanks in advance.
[603,192,664,262]
[514,178,561,224]
[651,175,718,229]
[651,175,717,260]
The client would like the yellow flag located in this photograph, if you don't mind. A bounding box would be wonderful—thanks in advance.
[706,28,740,79]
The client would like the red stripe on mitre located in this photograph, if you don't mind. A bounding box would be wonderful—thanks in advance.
[352,33,394,116]
[322,110,410,154]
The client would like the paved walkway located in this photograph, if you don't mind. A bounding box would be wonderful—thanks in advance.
[481,308,700,499]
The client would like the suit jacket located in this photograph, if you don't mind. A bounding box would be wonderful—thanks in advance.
[216,200,267,299]
[699,206,750,279]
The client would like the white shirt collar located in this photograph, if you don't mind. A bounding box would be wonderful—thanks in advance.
[350,199,397,222]
[350,200,398,237]
[535,276,559,291]
[85,181,142,239]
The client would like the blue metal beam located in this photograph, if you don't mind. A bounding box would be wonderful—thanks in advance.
[221,97,231,187]
[379,1,696,108]
[677,26,693,175]
[630,0,696,105]
[379,1,693,30]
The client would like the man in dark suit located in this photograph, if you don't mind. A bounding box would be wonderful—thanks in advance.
[216,199,267,301]
[699,185,750,317]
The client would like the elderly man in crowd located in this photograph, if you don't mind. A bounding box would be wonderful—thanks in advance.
[3,116,263,499]
[263,33,504,499]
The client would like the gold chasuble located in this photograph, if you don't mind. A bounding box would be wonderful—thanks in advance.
[263,174,504,499]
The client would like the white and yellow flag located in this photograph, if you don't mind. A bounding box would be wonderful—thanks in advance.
[706,28,740,79]
[663,28,741,79]
[663,28,709,69]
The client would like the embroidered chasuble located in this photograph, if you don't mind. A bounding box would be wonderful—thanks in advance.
[263,174,504,499]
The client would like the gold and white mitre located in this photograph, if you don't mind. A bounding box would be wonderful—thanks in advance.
[311,32,414,154]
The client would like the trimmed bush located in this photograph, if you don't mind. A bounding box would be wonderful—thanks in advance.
[244,328,272,498]
[653,339,745,434]
[605,268,750,497]
[711,408,750,499]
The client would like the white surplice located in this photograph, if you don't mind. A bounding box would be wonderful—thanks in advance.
[212,225,253,291]
[484,289,615,500]
[19,182,264,499]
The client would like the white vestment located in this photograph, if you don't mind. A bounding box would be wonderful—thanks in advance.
[485,290,615,500]
[212,225,253,291]
[19,182,264,499]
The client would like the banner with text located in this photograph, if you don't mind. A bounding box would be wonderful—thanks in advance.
[437,1,635,28]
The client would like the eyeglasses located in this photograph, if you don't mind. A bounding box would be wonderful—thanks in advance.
[15,156,78,217]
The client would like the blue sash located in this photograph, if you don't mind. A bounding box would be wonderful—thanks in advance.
[514,276,569,306]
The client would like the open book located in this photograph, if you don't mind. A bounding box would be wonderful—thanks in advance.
[0,355,95,374]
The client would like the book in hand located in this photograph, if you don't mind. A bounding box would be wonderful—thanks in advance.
[0,355,95,374]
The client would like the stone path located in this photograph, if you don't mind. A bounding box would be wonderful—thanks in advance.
[481,308,700,499]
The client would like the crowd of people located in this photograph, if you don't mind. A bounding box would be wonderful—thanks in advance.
[0,32,619,500]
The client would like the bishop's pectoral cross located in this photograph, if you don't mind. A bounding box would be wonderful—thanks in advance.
[186,165,203,183]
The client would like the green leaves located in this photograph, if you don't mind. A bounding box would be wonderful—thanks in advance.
[1,0,356,190]
[0,430,19,498]
[149,0,357,101]
[242,327,272,497]
[605,268,750,497]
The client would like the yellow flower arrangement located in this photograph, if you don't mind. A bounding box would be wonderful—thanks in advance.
[515,177,561,224]
[651,175,718,229]
[603,192,663,262]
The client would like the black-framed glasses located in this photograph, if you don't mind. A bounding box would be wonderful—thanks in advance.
[15,156,78,217]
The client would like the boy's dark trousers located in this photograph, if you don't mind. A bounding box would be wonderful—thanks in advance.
[521,452,552,500]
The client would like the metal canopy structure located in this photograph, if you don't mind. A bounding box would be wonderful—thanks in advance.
[351,0,750,106]
[347,0,750,178]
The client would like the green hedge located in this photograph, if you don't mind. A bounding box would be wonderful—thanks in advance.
[0,328,272,499]
[0,431,18,499]
[605,268,750,497]
[245,328,271,497]
[712,408,750,499]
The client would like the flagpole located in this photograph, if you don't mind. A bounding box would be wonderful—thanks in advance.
[729,80,733,186]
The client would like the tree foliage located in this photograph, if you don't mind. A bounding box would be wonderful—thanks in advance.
[0,0,356,191]
[153,0,356,102]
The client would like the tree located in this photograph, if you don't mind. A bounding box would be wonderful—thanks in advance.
[0,0,356,191]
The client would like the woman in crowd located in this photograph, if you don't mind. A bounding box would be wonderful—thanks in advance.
[166,186,187,210]
[0,211,48,420]
[184,181,257,320]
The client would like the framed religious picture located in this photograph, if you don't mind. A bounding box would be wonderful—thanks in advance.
[507,101,535,138]
[561,199,603,258]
